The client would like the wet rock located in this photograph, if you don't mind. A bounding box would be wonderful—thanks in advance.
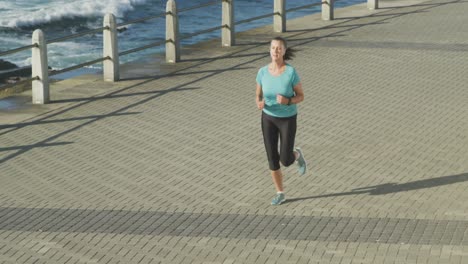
[0,59,32,83]
[0,59,18,71]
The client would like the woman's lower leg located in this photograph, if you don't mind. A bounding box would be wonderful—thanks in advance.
[271,169,284,192]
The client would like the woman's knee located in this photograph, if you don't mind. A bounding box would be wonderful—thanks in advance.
[280,156,295,167]
[269,162,280,171]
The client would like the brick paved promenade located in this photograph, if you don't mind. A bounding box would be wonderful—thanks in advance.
[1,0,468,263]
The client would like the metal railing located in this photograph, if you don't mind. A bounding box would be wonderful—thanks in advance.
[0,0,378,104]
[0,44,39,57]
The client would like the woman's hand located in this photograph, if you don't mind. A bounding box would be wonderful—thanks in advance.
[257,99,265,110]
[276,94,289,105]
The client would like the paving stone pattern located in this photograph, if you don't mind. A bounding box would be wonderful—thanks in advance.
[1,0,468,263]
[1,207,468,246]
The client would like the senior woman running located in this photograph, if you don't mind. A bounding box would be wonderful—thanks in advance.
[255,36,307,206]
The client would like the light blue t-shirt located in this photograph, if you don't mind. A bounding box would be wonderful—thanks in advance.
[256,64,301,118]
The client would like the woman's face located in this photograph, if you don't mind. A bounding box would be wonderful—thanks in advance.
[270,40,285,62]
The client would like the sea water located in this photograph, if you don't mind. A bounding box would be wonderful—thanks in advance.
[0,0,365,78]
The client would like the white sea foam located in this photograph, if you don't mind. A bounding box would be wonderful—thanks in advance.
[0,2,13,10]
[0,0,147,28]
[0,35,30,46]
[5,40,100,68]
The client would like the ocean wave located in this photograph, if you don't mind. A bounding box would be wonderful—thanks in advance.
[0,0,147,28]
[0,35,30,46]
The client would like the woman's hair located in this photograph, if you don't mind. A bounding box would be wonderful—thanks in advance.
[271,36,296,60]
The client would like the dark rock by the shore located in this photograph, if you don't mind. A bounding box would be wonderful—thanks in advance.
[0,59,32,84]
[0,59,18,71]
[0,59,33,97]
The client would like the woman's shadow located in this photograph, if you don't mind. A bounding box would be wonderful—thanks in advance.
[286,172,468,203]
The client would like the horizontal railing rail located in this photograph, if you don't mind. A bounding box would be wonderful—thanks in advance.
[0,44,39,57]
[1,0,378,104]
[49,57,110,77]
[116,12,166,28]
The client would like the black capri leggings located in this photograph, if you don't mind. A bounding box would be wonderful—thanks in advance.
[261,112,297,171]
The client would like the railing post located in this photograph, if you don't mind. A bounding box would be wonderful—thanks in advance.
[222,0,235,46]
[166,0,180,63]
[32,29,49,104]
[368,0,379,10]
[274,0,286,32]
[103,13,119,82]
[322,0,334,20]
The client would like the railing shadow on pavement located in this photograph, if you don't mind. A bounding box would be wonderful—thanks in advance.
[0,141,74,152]
[51,87,202,104]
[0,31,278,165]
[285,172,468,203]
[185,0,440,60]
[281,1,448,51]
[334,10,428,20]
[118,66,254,82]
[279,0,447,33]
[289,8,430,33]
[1,0,463,164]
[179,52,268,62]
[335,0,461,20]
[0,40,268,134]
[0,36,276,163]
[376,0,463,10]
[0,87,189,164]
[0,112,142,130]
[0,1,424,138]
[118,36,272,81]
[142,1,416,62]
